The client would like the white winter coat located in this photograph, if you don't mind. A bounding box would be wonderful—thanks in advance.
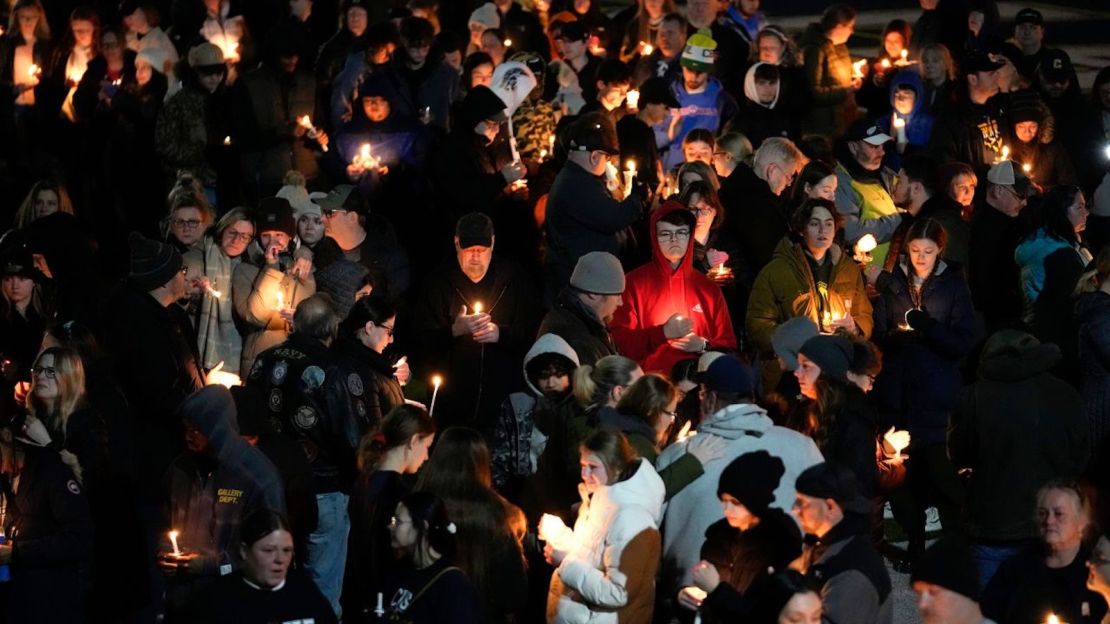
[547,459,665,624]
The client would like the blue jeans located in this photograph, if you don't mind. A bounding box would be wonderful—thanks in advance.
[307,491,351,616]
[971,541,1032,590]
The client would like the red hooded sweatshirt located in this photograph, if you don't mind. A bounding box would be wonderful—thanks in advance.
[611,201,737,373]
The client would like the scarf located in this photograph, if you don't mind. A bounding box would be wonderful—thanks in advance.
[197,238,243,373]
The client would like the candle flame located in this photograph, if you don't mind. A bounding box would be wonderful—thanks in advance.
[1001,145,1010,161]
[1022,162,1032,173]
[299,115,313,128]
[1047,615,1060,624]
[856,234,878,253]
[539,148,548,159]
[504,38,512,47]
[169,530,181,556]
[28,64,40,78]
[642,43,653,55]
[852,59,867,77]
[473,302,483,314]
[539,513,573,550]
[881,58,891,69]
[223,136,232,145]
[432,374,442,388]
[901,49,909,60]
[626,159,636,173]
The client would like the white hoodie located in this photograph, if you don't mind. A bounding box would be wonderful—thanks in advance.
[548,459,665,624]
[656,402,823,590]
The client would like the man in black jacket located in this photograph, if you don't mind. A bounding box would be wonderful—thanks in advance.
[411,213,540,434]
[315,185,411,302]
[245,294,356,615]
[793,462,894,624]
[544,112,643,300]
[967,161,1030,332]
[928,52,1007,174]
[538,251,625,367]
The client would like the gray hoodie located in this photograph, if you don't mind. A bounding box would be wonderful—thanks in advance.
[656,402,823,590]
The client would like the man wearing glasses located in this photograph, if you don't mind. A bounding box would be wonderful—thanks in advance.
[544,112,643,302]
[835,119,908,269]
[611,201,736,374]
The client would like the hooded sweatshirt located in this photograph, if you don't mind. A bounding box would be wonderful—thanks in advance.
[950,331,1089,541]
[659,76,739,170]
[656,402,823,591]
[167,387,286,576]
[876,69,935,171]
[611,202,737,374]
[491,333,579,492]
[727,62,796,149]
[548,459,665,624]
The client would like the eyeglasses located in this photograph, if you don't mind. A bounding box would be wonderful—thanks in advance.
[172,219,202,229]
[690,205,715,217]
[321,208,348,217]
[657,229,691,242]
[223,230,254,243]
[376,322,395,337]
[180,266,189,276]
[388,516,411,528]
[31,366,57,379]
[661,409,677,420]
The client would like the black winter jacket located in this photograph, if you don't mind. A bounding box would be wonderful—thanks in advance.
[333,335,405,433]
[537,288,619,367]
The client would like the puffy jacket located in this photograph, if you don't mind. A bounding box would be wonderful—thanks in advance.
[1014,229,1089,324]
[231,256,316,374]
[871,260,978,446]
[538,288,620,367]
[611,202,737,374]
[548,459,664,624]
[656,402,822,591]
[746,238,873,361]
[949,330,1090,541]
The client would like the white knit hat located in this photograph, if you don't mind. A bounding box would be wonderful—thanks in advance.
[469,3,500,31]
[275,171,325,220]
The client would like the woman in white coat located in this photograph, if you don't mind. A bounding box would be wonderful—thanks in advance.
[545,429,665,624]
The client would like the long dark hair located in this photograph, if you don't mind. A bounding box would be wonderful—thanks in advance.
[616,374,677,446]
[1029,186,1084,246]
[398,492,458,561]
[341,293,396,338]
[790,160,837,208]
[679,180,725,231]
[356,404,436,472]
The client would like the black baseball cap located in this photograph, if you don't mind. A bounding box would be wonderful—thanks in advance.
[456,212,494,248]
[318,184,368,216]
[1039,49,1073,83]
[555,21,588,42]
[567,112,619,155]
[1014,8,1043,26]
[964,51,1006,75]
[639,77,680,108]
[795,462,872,514]
[697,355,755,395]
[845,119,892,145]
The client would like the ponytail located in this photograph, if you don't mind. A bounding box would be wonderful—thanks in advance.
[356,404,436,472]
[571,355,640,409]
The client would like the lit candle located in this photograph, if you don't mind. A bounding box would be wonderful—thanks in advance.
[275,290,285,311]
[28,64,41,78]
[207,284,222,299]
[892,115,908,149]
[1022,162,1032,174]
[709,263,733,282]
[205,361,242,388]
[822,310,832,331]
[169,530,181,556]
[430,375,442,416]
[1046,614,1062,624]
[623,160,637,199]
[1000,144,1011,161]
[852,59,867,79]
[856,234,878,253]
[504,38,513,47]
[298,115,328,152]
[881,58,891,69]
[539,148,548,160]
[354,143,381,170]
[111,78,122,87]
[625,89,640,110]
[538,513,573,550]
[223,136,232,146]
[473,302,483,315]
[900,49,909,63]
[374,592,384,616]
[641,41,653,55]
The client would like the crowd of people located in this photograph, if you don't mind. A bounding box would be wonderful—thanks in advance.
[0,0,1109,622]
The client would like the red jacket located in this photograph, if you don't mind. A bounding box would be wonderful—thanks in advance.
[612,202,737,373]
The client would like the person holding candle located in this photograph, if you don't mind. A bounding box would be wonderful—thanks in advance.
[611,201,737,374]
[870,218,976,566]
[834,119,909,269]
[915,43,959,116]
[967,160,1032,332]
[410,212,539,432]
[926,51,1006,172]
[580,59,633,123]
[181,207,253,376]
[950,329,1089,588]
[875,71,936,172]
[546,428,665,624]
[629,12,684,87]
[980,481,1107,624]
[658,32,738,172]
[658,355,823,604]
[1,0,52,112]
[232,197,316,374]
[617,0,674,64]
[0,411,94,624]
[1005,92,1078,188]
[727,63,797,151]
[616,76,675,197]
[911,538,996,624]
[746,198,872,390]
[381,491,482,623]
[857,20,912,118]
[798,4,860,138]
[163,386,286,615]
[121,2,178,87]
[679,181,729,274]
[184,510,337,623]
[333,294,408,431]
[679,451,803,622]
[342,404,436,621]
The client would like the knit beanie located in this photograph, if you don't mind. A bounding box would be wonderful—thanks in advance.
[255,197,297,237]
[771,317,819,372]
[469,3,500,31]
[717,450,786,516]
[798,335,855,383]
[569,251,625,295]
[129,231,183,291]
[681,31,717,72]
[275,171,324,221]
[911,538,982,601]
[136,48,166,74]
[1008,90,1045,125]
